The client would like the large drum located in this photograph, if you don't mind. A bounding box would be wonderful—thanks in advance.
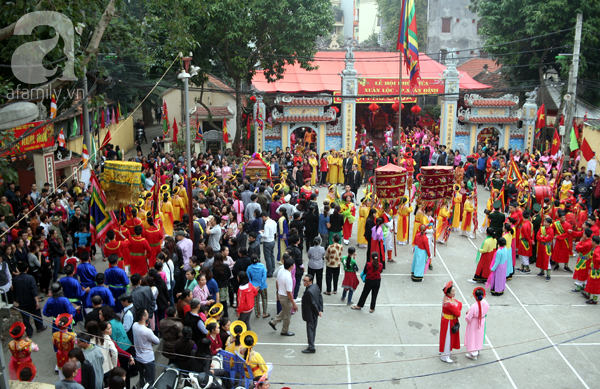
[375,164,407,200]
[534,185,552,204]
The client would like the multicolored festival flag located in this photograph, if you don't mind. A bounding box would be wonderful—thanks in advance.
[89,171,116,246]
[162,100,170,137]
[50,94,57,118]
[58,129,66,147]
[397,0,420,91]
[246,114,251,140]
[195,111,203,141]
[82,142,90,168]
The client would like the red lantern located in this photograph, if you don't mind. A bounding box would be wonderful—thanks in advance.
[391,102,400,112]
[368,103,380,113]
[401,103,405,110]
[242,113,247,120]
[411,105,421,114]
[250,96,257,103]
[332,106,339,114]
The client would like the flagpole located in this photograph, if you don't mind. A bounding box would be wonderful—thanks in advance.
[397,50,402,167]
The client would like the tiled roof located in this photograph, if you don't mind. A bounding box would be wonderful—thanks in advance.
[55,157,81,169]
[273,114,334,123]
[278,98,331,106]
[457,58,501,78]
[193,106,234,118]
[207,75,234,92]
[469,117,519,123]
[470,99,517,107]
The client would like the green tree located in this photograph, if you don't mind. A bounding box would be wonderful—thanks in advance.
[147,0,334,147]
[376,0,428,52]
[471,0,600,104]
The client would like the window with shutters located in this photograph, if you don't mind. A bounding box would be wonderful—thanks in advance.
[442,18,451,33]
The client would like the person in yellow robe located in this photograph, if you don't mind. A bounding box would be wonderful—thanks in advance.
[326,185,337,204]
[396,197,413,245]
[435,203,451,244]
[357,150,364,174]
[326,151,338,184]
[356,200,370,248]
[412,207,428,245]
[535,168,547,186]
[461,193,475,238]
[178,179,189,214]
[171,187,185,222]
[480,196,493,234]
[336,150,345,184]
[450,188,462,231]
[559,173,572,200]
[160,193,175,236]
[309,153,319,186]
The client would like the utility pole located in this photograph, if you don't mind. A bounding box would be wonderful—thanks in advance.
[82,65,92,166]
[561,13,582,160]
[178,53,199,242]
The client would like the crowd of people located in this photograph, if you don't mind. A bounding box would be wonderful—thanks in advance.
[1,124,600,386]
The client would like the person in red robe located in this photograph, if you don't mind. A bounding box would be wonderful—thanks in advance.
[583,236,600,304]
[536,217,555,279]
[508,202,523,249]
[552,211,573,272]
[572,229,594,293]
[114,224,131,242]
[144,217,164,269]
[104,230,130,270]
[128,225,151,276]
[124,208,143,236]
[517,211,534,273]
[439,281,462,363]
[471,228,497,282]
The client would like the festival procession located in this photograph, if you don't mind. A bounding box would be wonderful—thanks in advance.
[1,1,600,389]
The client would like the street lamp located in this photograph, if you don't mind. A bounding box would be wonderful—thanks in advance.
[177,55,200,243]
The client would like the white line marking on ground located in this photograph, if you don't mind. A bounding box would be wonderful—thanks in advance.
[260,342,439,347]
[266,302,440,307]
[436,248,518,389]
[344,345,352,389]
[465,236,590,389]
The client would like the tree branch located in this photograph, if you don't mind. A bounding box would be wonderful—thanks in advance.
[0,0,45,42]
[196,81,221,131]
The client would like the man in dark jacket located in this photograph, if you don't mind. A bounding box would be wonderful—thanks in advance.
[13,262,47,336]
[301,273,323,353]
[287,235,303,299]
[130,273,156,319]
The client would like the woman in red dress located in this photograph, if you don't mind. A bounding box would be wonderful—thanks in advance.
[439,281,462,363]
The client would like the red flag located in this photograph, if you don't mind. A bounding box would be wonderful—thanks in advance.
[173,118,179,144]
[101,109,105,128]
[572,119,580,139]
[534,103,545,138]
[246,115,251,140]
[550,128,561,155]
[223,118,230,143]
[101,129,112,148]
[581,137,595,161]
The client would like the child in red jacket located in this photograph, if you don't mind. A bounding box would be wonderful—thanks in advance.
[236,270,258,330]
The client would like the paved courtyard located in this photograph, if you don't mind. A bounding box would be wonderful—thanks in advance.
[4,182,599,389]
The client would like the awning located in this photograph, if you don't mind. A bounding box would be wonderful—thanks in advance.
[252,51,491,94]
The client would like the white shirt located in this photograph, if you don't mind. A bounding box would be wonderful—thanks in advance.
[132,322,160,363]
[276,267,293,296]
[261,218,277,243]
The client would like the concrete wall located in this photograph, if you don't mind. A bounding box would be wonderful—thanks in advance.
[65,116,134,157]
[162,86,237,142]
[340,0,354,38]
[356,0,379,42]
[427,0,482,65]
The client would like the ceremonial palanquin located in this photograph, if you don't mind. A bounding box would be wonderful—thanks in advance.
[419,166,454,201]
[374,164,407,200]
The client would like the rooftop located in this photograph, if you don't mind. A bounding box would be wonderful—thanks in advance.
[457,58,501,78]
